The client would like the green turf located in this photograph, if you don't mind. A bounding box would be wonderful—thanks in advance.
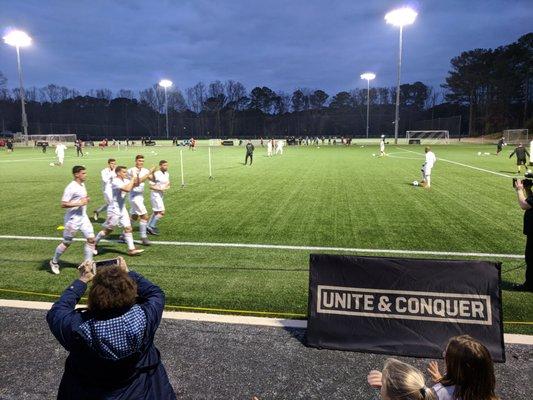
[0,143,531,334]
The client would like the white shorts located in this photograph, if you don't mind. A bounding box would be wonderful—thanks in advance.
[129,194,148,216]
[423,166,433,177]
[104,208,131,229]
[63,215,94,242]
[58,156,64,164]
[150,192,165,212]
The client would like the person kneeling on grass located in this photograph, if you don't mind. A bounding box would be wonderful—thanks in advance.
[46,257,176,400]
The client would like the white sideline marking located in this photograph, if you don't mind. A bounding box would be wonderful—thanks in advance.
[398,148,513,178]
[0,234,524,259]
[0,299,530,344]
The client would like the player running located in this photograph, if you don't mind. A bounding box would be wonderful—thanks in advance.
[509,143,530,174]
[275,139,284,155]
[421,147,437,188]
[267,139,273,157]
[379,137,386,157]
[49,166,95,275]
[92,158,116,221]
[496,136,505,155]
[128,155,156,245]
[147,160,170,235]
[54,142,67,166]
[94,166,144,256]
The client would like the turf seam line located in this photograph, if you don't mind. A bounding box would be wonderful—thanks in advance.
[0,235,524,259]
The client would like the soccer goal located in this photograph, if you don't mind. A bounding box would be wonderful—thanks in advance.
[405,130,449,144]
[27,134,78,145]
[503,129,528,144]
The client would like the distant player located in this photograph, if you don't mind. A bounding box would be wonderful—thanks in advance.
[147,160,170,235]
[49,166,95,275]
[92,158,116,221]
[509,143,530,174]
[496,136,505,155]
[421,147,437,188]
[275,139,284,155]
[54,142,67,166]
[94,166,144,256]
[6,139,14,152]
[267,139,273,157]
[379,137,386,157]
[244,140,255,165]
[75,139,84,157]
[128,155,156,245]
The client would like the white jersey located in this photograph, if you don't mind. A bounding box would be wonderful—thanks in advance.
[276,140,283,149]
[109,177,130,213]
[55,144,67,157]
[101,167,116,194]
[425,151,437,168]
[151,170,170,195]
[127,167,151,196]
[62,181,88,221]
[380,140,385,151]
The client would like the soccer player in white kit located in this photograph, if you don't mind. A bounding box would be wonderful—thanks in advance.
[94,166,144,255]
[49,166,95,275]
[275,139,284,155]
[128,155,155,245]
[93,158,116,221]
[421,146,437,188]
[54,142,67,166]
[379,137,386,156]
[147,160,170,235]
[267,139,273,157]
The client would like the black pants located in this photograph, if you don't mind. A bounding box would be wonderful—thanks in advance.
[524,235,533,289]
[77,148,83,157]
[245,153,253,165]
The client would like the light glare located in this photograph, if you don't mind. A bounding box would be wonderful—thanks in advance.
[159,79,173,88]
[360,72,376,81]
[384,7,417,27]
[3,30,32,47]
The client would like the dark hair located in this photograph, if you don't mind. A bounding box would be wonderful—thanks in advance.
[107,158,116,163]
[115,166,127,173]
[159,160,168,165]
[135,154,144,161]
[440,335,498,400]
[87,267,137,319]
[72,165,85,174]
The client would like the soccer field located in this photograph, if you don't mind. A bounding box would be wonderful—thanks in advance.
[0,142,531,334]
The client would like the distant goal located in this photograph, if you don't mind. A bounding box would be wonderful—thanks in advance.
[406,130,449,144]
[27,134,78,145]
[503,129,528,144]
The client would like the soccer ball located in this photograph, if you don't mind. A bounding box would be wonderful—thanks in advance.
[413,180,419,186]
[372,153,376,157]
[477,152,481,156]
[49,162,54,166]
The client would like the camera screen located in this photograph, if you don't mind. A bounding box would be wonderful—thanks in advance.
[94,258,119,268]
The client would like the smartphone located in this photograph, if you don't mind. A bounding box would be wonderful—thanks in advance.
[95,258,119,269]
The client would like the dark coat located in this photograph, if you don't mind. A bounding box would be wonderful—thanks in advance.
[46,271,176,400]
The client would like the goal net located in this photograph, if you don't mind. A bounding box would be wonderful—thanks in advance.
[27,134,77,145]
[503,129,528,144]
[405,130,449,144]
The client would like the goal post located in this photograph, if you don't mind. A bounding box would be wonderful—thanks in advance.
[405,130,450,144]
[27,134,78,146]
[503,129,528,144]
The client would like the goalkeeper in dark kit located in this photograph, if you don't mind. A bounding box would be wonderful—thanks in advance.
[510,143,530,174]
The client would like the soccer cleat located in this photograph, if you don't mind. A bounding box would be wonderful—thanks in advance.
[117,234,126,243]
[146,226,159,236]
[49,260,60,275]
[127,249,144,256]
[141,237,151,246]
[93,211,98,221]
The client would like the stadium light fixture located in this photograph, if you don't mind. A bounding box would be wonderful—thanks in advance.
[385,6,418,145]
[159,79,173,139]
[3,29,32,145]
[360,73,376,139]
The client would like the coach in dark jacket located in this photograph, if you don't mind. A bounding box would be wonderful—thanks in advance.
[46,258,176,399]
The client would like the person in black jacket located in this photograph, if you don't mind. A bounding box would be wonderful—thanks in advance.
[513,179,533,292]
[509,143,529,174]
[46,257,176,399]
[244,140,254,165]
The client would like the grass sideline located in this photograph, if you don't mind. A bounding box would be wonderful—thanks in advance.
[0,143,531,334]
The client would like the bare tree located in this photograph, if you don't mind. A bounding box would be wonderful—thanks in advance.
[116,89,135,99]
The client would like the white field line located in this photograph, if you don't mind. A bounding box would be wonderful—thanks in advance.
[0,234,523,259]
[397,148,513,178]
[0,299,530,344]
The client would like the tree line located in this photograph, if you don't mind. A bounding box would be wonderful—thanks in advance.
[0,33,530,140]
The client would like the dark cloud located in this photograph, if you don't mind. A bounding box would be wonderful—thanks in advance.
[0,0,531,96]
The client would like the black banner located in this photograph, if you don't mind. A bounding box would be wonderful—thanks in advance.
[307,254,505,362]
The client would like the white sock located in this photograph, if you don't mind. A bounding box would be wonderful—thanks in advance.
[53,243,67,262]
[426,176,431,187]
[150,214,162,228]
[96,204,107,213]
[139,220,148,238]
[147,214,155,227]
[95,231,106,244]
[84,242,94,261]
[124,232,135,250]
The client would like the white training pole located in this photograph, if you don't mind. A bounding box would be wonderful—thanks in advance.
[208,147,213,179]
[180,149,185,187]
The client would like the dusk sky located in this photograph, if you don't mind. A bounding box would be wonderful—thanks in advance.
[0,0,531,96]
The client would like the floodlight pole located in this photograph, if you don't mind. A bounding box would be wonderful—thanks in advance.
[163,86,169,140]
[15,46,29,145]
[366,79,370,139]
[393,26,403,145]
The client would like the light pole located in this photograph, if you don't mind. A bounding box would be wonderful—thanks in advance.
[360,72,376,139]
[158,79,173,140]
[3,30,32,145]
[385,7,417,144]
